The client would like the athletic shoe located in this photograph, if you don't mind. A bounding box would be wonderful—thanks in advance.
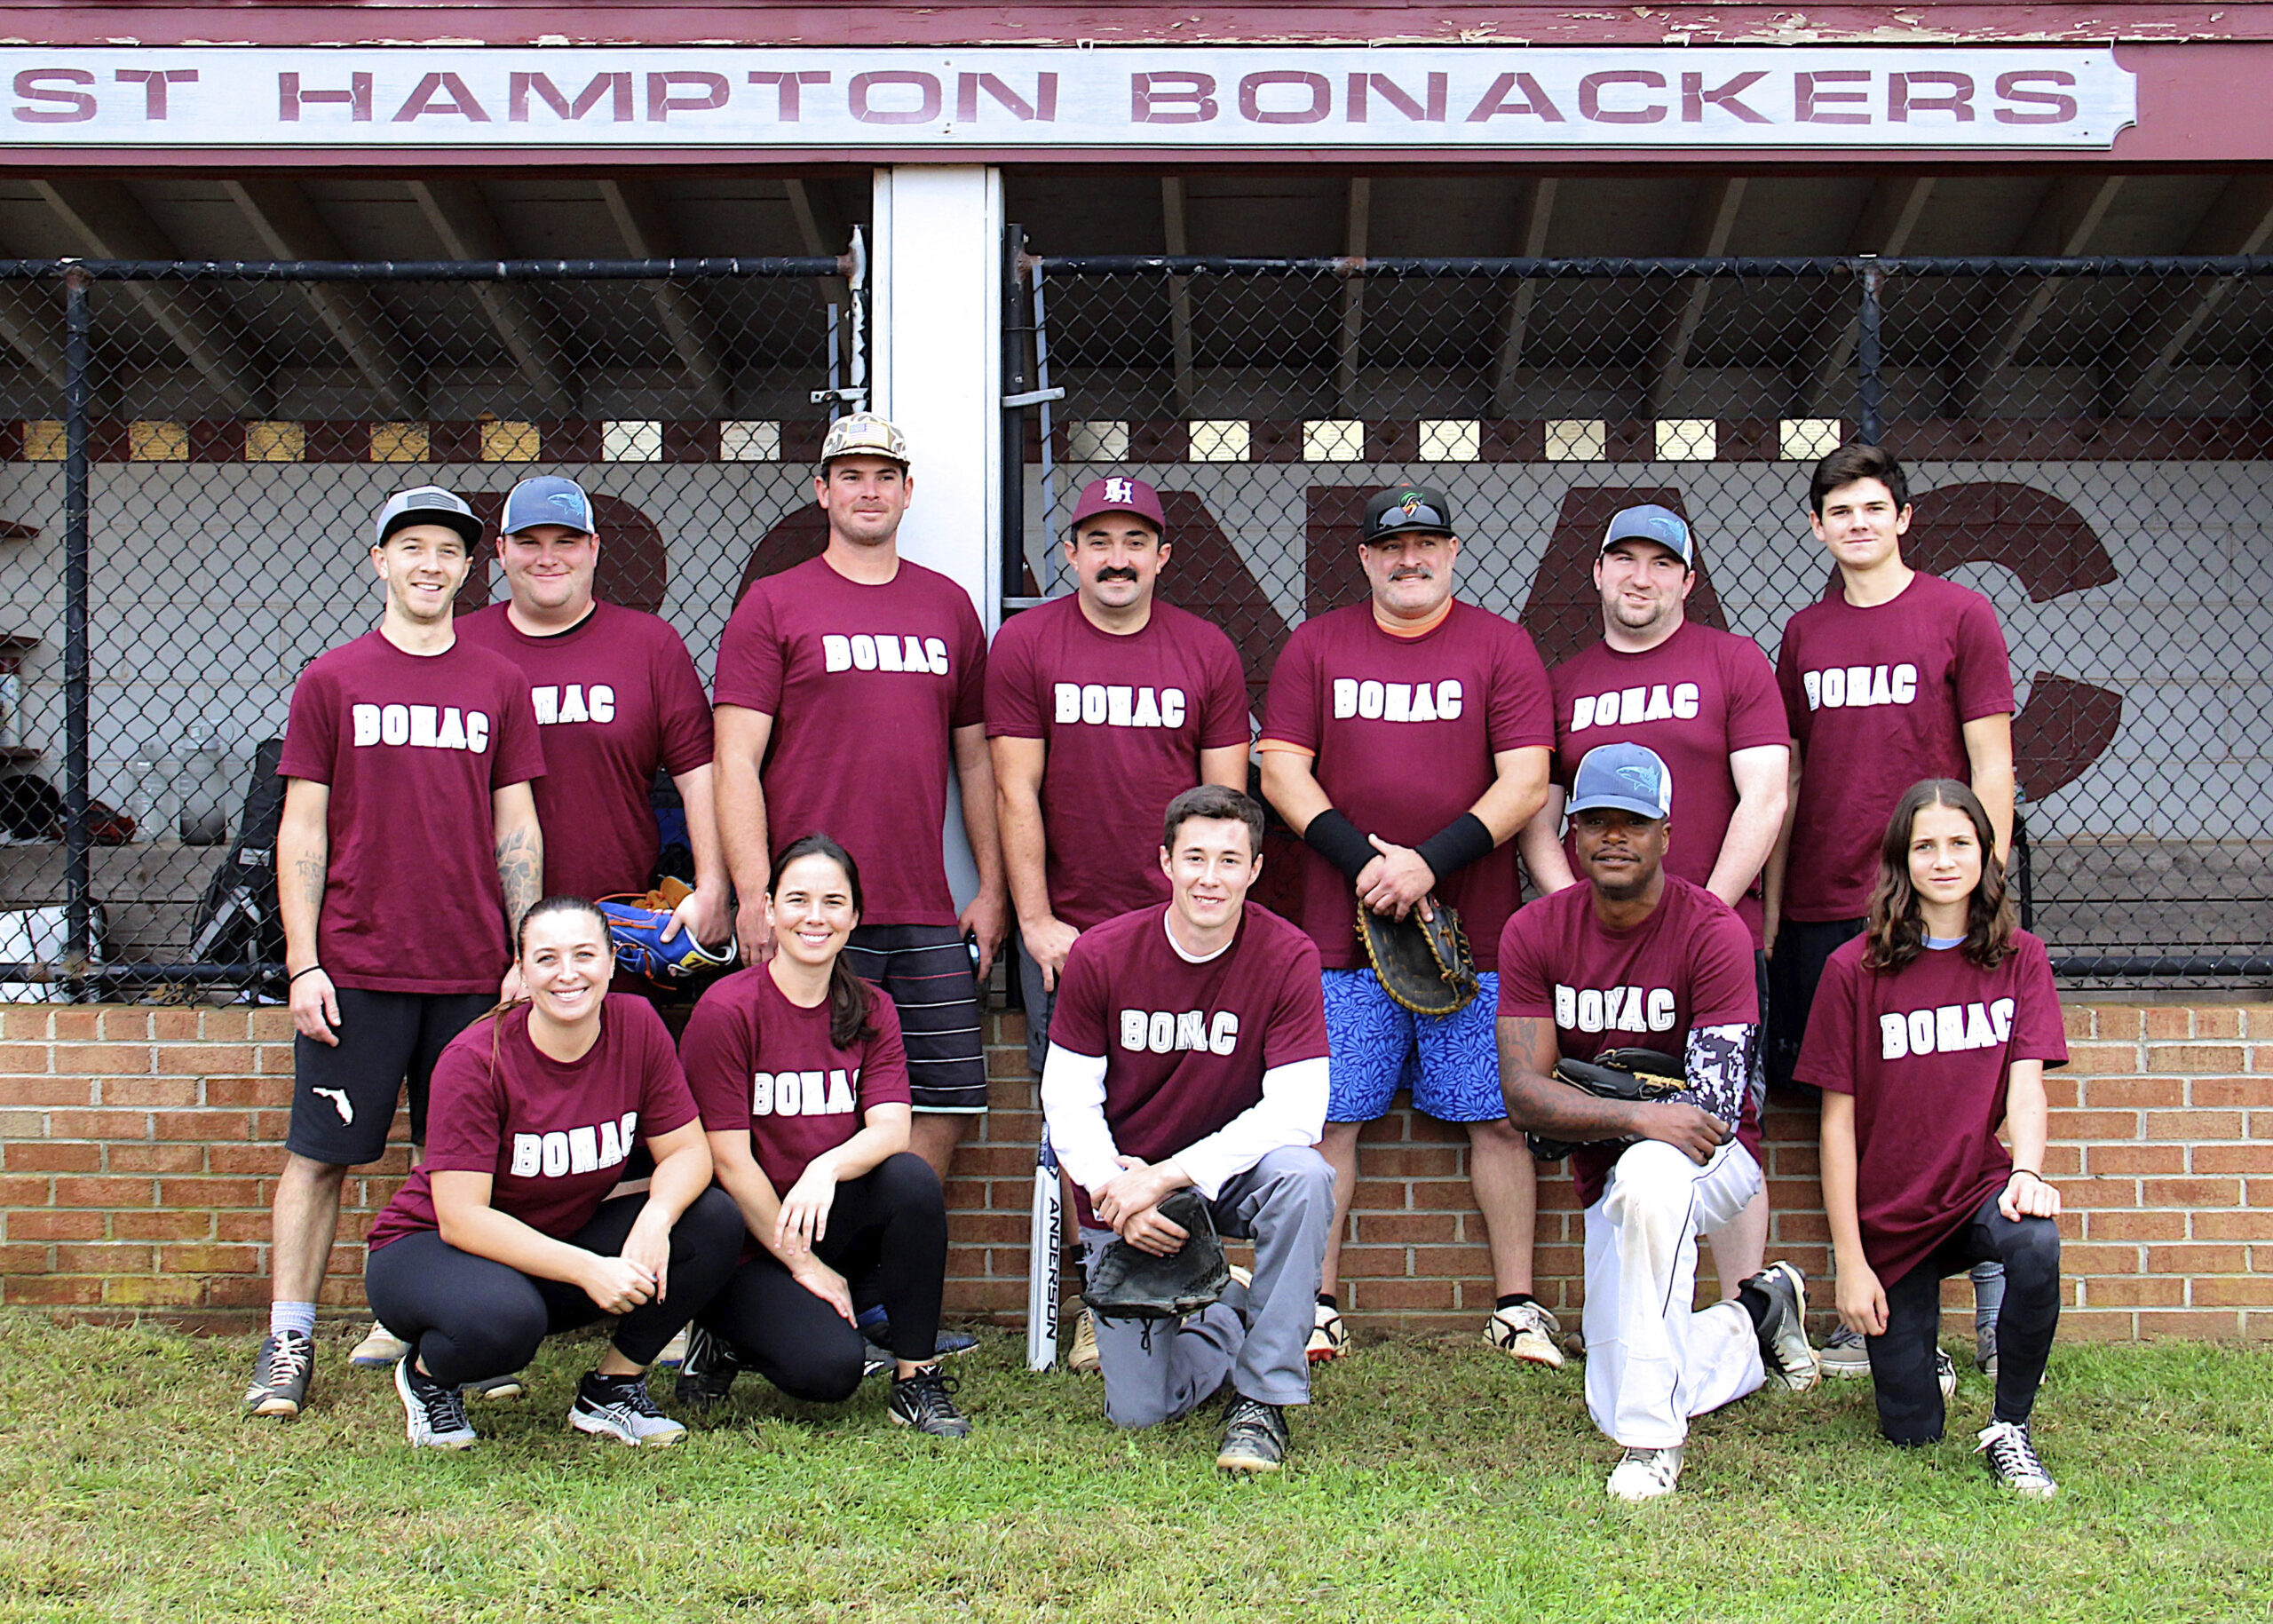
[1742,1262,1823,1391]
[653,1326,690,1369]
[1065,1303,1101,1376]
[392,1357,477,1449]
[673,1324,739,1414]
[887,1365,971,1438]
[1484,1302,1565,1368]
[465,1373,523,1402]
[1936,1347,1959,1401]
[349,1321,410,1370]
[1976,1323,2000,1379]
[1307,1302,1349,1364]
[1976,1420,2057,1498]
[569,1373,686,1446]
[242,1328,314,1420]
[1215,1397,1289,1473]
[1606,1445,1684,1502]
[1820,1324,1872,1378]
[1227,1264,1254,1292]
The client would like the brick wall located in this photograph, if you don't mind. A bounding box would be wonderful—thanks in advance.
[2,1001,2268,1339]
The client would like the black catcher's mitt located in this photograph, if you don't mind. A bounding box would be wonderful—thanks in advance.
[1081,1187,1232,1320]
[1358,899,1479,1017]
[1525,1048,1687,1162]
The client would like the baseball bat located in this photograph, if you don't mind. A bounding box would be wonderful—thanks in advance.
[1026,1137,1063,1372]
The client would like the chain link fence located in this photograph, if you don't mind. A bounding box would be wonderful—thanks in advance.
[1009,253,2273,985]
[0,252,860,996]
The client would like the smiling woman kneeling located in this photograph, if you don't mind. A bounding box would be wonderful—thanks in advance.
[674,834,969,1438]
[363,896,743,1449]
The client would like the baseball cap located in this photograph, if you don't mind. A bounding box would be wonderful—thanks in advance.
[500,474,596,536]
[1363,484,1456,544]
[372,486,482,551]
[1602,503,1695,567]
[1069,475,1167,535]
[1566,742,1674,821]
[819,412,911,469]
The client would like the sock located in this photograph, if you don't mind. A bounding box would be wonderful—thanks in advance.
[269,1301,316,1341]
[1495,1293,1536,1311]
[1736,1282,1772,1335]
[584,1369,642,1394]
[1316,1292,1339,1310]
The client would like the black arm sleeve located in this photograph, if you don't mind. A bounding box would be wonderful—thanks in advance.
[1302,808,1376,882]
[1414,812,1495,881]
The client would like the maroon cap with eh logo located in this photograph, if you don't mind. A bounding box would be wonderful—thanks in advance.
[1069,476,1167,535]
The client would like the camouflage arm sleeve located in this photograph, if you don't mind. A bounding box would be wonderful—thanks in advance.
[1683,1023,1756,1134]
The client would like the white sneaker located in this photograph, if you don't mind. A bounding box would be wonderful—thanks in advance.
[350,1321,410,1369]
[1607,1445,1684,1501]
[568,1374,686,1446]
[393,1358,477,1450]
[1484,1301,1565,1368]
[1819,1324,1871,1378]
[1976,1420,2056,1498]
[1307,1302,1349,1364]
[1936,1347,1959,1401]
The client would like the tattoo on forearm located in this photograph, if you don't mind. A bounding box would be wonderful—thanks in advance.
[1683,1023,1756,1132]
[293,853,326,915]
[495,826,542,931]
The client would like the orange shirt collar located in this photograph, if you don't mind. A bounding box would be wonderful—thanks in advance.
[1374,598,1453,638]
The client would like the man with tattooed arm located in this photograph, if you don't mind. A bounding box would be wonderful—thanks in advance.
[1493,742,1819,1502]
[244,487,548,1422]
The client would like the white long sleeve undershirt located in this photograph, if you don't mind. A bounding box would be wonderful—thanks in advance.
[1041,1043,1329,1202]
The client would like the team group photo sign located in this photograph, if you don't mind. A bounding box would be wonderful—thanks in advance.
[0,46,2135,149]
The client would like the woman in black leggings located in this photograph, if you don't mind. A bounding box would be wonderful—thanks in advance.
[364,895,741,1449]
[1799,779,2068,1495]
[677,833,968,1438]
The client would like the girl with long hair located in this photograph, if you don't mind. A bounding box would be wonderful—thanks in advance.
[363,895,743,1449]
[674,834,969,1438]
[1797,779,2068,1495]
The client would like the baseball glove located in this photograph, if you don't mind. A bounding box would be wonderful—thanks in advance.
[597,878,737,981]
[1358,899,1478,1017]
[1081,1187,1232,1321]
[1525,1047,1687,1162]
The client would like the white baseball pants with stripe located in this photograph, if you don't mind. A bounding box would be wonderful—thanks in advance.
[1582,1138,1767,1450]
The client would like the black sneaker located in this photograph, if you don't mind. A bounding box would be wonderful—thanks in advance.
[887,1364,970,1438]
[1741,1262,1823,1392]
[242,1328,314,1420]
[1215,1396,1289,1473]
[864,1318,978,1359]
[673,1324,739,1414]
[1976,1419,2056,1498]
[570,1373,686,1446]
[393,1357,478,1449]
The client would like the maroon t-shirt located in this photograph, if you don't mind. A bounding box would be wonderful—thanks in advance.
[277,630,547,994]
[458,601,714,901]
[1776,573,2014,922]
[1050,902,1329,1225]
[677,963,912,1195]
[714,555,988,926]
[1497,875,1758,1208]
[985,595,1250,931]
[1551,622,1788,945]
[1260,602,1553,971]
[1795,931,2067,1286]
[366,995,699,1250]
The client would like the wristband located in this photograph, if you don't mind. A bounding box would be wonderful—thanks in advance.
[2008,1168,2043,1183]
[289,965,325,984]
[1414,812,1495,880]
[1302,809,1376,882]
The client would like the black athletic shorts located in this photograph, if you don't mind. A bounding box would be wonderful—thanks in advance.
[286,987,495,1166]
[842,922,987,1114]
[1765,917,1865,1093]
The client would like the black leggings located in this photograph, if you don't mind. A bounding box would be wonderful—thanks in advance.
[1868,1189,2061,1445]
[699,1153,946,1404]
[365,1187,744,1387]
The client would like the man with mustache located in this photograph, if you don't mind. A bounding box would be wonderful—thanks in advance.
[1258,485,1555,1365]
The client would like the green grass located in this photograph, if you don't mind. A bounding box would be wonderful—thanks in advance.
[0,1316,2267,1622]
